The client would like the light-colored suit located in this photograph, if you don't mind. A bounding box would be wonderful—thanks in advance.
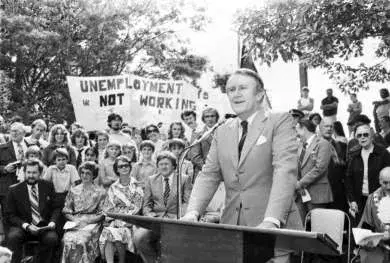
[187,111,302,230]
[297,135,333,204]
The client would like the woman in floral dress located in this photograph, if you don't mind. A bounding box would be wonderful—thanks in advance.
[61,161,106,263]
[100,155,144,263]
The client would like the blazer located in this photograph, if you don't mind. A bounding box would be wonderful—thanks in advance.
[189,127,214,179]
[143,172,192,219]
[0,141,19,196]
[5,180,61,228]
[187,111,302,229]
[345,144,390,204]
[298,135,333,204]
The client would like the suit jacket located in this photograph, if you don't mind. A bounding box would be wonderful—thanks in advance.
[143,172,192,219]
[5,180,60,228]
[187,111,302,229]
[298,135,333,204]
[189,127,214,180]
[0,141,19,196]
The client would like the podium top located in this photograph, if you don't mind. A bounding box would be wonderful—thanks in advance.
[108,213,339,256]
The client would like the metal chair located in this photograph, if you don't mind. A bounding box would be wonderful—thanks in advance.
[301,208,352,263]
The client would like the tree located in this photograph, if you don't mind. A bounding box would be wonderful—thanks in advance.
[235,0,390,93]
[0,0,208,123]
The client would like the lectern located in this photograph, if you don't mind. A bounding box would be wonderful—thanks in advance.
[108,213,340,263]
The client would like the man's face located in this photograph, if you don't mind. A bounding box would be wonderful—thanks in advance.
[32,125,45,139]
[350,95,357,103]
[110,118,122,131]
[55,156,68,170]
[321,120,334,139]
[380,173,390,194]
[226,74,263,119]
[157,158,175,177]
[183,115,196,129]
[380,90,388,99]
[355,125,373,148]
[10,127,25,143]
[24,165,40,185]
[295,124,305,140]
[326,89,333,97]
[203,112,218,128]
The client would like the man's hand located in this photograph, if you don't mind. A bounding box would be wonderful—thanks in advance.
[257,221,278,229]
[47,222,56,230]
[4,163,16,173]
[27,225,40,236]
[180,211,199,222]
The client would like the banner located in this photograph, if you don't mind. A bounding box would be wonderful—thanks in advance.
[66,74,230,131]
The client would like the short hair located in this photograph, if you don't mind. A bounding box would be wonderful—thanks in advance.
[156,151,177,169]
[139,140,155,152]
[107,113,123,127]
[113,155,132,176]
[95,130,109,142]
[354,122,371,134]
[309,113,322,122]
[52,148,69,161]
[380,88,389,97]
[0,246,12,258]
[168,122,185,139]
[231,68,264,92]
[31,119,47,130]
[71,129,89,146]
[298,119,316,133]
[201,107,220,123]
[168,138,186,150]
[181,110,197,121]
[10,122,26,133]
[348,114,371,126]
[48,124,71,145]
[25,145,42,159]
[78,161,99,180]
[22,158,44,174]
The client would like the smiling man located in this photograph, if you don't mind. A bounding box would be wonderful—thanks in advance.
[182,69,302,263]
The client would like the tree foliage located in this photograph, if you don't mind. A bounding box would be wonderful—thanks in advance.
[0,0,208,123]
[236,0,390,93]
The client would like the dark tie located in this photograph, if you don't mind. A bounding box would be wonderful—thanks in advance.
[238,120,248,160]
[163,177,170,206]
[76,148,83,168]
[30,184,41,225]
[298,142,307,179]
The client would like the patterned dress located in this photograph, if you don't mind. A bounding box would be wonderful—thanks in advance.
[61,183,106,263]
[99,178,144,257]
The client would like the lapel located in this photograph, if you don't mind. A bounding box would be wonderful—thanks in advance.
[154,174,163,203]
[8,141,16,161]
[238,112,268,168]
[229,120,239,168]
[20,182,31,217]
[37,181,46,214]
[302,135,319,167]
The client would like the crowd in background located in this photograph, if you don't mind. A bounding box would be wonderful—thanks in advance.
[0,86,390,262]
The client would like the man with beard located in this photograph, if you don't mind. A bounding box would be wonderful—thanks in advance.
[320,119,348,212]
[106,113,136,146]
[5,159,60,263]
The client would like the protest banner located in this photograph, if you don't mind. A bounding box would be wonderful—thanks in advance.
[66,74,231,131]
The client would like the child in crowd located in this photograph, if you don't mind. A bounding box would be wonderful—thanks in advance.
[131,140,157,188]
[96,141,121,189]
[121,142,138,165]
[17,145,46,182]
[84,146,98,163]
[168,138,194,181]
[95,130,109,163]
[71,128,90,168]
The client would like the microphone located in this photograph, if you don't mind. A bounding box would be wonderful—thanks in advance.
[186,120,226,150]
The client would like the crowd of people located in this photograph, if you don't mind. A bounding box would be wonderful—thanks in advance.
[0,74,390,263]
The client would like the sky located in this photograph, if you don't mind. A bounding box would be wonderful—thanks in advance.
[184,0,385,133]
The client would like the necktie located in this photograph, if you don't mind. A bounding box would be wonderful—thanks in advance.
[17,143,24,161]
[238,120,248,160]
[298,142,307,179]
[30,185,41,225]
[76,148,83,168]
[163,177,170,206]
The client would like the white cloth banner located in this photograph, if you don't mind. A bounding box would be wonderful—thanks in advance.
[66,74,230,131]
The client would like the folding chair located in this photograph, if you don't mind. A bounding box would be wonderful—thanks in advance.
[301,208,351,263]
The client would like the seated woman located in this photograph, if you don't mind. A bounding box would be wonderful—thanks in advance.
[358,167,390,263]
[61,161,106,263]
[99,156,144,263]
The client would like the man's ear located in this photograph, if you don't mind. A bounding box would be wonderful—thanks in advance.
[256,90,265,103]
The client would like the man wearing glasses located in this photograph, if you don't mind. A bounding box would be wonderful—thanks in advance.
[345,122,390,224]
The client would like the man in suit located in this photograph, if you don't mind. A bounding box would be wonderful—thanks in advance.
[181,69,302,263]
[0,122,28,232]
[133,151,192,263]
[5,158,60,263]
[295,119,333,221]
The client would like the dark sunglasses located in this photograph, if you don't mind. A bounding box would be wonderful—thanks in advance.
[147,129,158,133]
[356,133,370,139]
[117,164,130,169]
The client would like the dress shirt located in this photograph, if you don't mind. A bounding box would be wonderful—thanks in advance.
[238,111,258,140]
[12,140,27,161]
[361,145,374,196]
[43,165,80,193]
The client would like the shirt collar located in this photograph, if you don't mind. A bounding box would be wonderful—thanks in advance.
[52,165,70,172]
[238,111,258,126]
[306,134,316,147]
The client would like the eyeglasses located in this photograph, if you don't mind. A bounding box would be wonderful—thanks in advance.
[147,129,158,133]
[117,164,130,169]
[356,133,370,139]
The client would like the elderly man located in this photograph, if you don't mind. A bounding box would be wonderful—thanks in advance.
[357,167,390,263]
[25,119,49,149]
[182,69,302,263]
